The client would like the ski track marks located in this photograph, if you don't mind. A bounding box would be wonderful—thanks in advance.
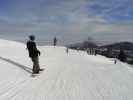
[0,40,132,100]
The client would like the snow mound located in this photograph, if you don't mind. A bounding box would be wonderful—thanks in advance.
[0,39,133,100]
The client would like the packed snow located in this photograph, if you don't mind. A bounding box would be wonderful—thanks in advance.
[0,39,133,100]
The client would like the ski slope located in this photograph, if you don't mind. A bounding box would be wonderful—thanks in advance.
[0,39,133,100]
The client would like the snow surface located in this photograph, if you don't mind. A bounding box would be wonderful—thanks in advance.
[0,39,133,100]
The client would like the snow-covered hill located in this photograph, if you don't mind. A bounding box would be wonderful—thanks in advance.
[0,39,133,100]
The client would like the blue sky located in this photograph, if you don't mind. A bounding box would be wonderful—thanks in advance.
[0,0,133,45]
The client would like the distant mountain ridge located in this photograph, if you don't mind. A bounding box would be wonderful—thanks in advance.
[69,41,97,50]
[69,41,133,52]
[100,42,133,51]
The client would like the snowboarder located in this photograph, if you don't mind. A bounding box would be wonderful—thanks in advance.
[26,35,42,74]
[53,37,57,46]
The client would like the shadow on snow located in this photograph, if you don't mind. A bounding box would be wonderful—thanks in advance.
[0,56,32,74]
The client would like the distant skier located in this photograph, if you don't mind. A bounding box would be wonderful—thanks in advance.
[26,35,42,74]
[86,48,90,55]
[114,55,118,64]
[94,48,97,56]
[66,47,69,54]
[53,37,57,46]
[114,58,117,64]
[90,48,93,55]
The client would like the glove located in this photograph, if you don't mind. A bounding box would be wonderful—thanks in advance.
[37,50,41,56]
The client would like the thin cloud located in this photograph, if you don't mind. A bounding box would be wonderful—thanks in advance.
[0,0,132,44]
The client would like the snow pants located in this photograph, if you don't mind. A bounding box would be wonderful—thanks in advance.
[31,57,40,73]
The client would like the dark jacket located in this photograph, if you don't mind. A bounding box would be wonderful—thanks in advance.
[27,40,40,58]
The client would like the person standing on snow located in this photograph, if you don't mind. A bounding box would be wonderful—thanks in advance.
[66,47,69,54]
[53,37,57,46]
[26,35,42,74]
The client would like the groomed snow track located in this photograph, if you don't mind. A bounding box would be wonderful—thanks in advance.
[0,39,133,100]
